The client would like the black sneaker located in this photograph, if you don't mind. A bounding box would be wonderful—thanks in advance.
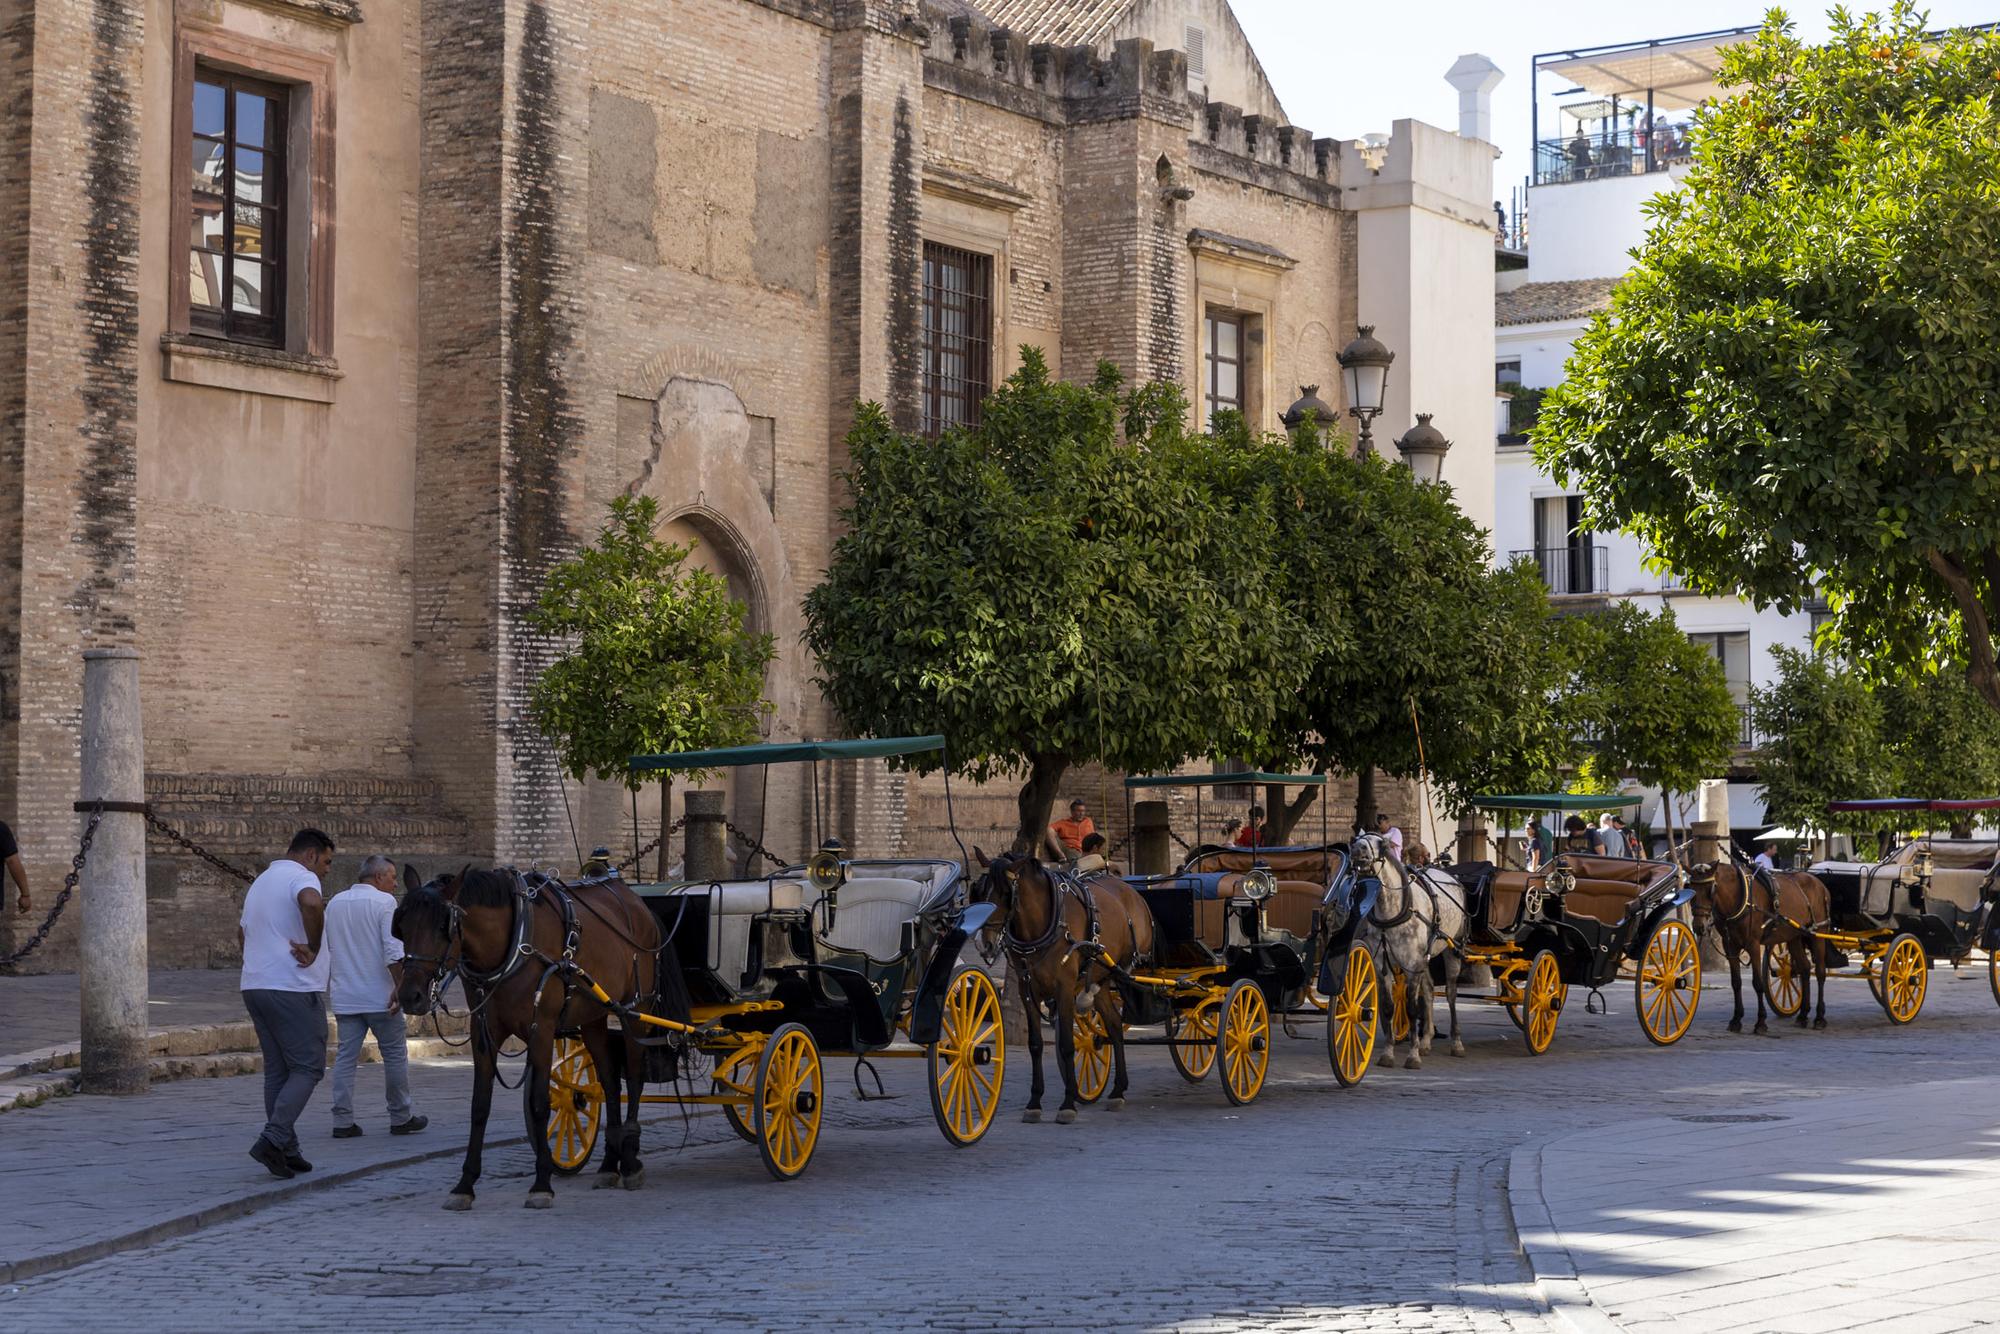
[249,1140,296,1179]
[390,1114,429,1136]
[332,1125,364,1139]
[284,1152,313,1173]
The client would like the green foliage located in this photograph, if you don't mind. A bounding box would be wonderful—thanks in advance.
[1535,5,2000,714]
[528,495,774,790]
[1877,668,2000,803]
[1750,645,1894,834]
[1557,604,1740,795]
[1501,385,1547,436]
[803,351,1305,846]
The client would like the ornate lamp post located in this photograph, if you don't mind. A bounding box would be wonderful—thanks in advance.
[1337,325,1394,454]
[1394,413,1453,486]
[1280,384,1339,445]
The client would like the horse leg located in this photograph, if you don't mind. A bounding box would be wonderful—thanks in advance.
[1789,934,1809,1029]
[1444,953,1465,1058]
[444,1026,497,1210]
[521,1022,558,1207]
[1404,971,1429,1070]
[1810,939,1829,1030]
[619,1022,646,1186]
[583,1022,623,1190]
[1725,937,1745,1033]
[1052,980,1081,1125]
[1101,986,1130,1110]
[1749,929,1770,1036]
[1019,971,1045,1123]
[1375,939,1399,1068]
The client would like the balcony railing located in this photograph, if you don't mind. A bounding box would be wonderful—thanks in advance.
[1513,545,1609,596]
[1534,121,1694,187]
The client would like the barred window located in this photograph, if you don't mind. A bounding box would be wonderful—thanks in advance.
[921,242,992,436]
[189,70,288,346]
[1205,310,1245,427]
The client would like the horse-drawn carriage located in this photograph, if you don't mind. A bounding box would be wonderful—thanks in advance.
[1102,773,1383,1099]
[542,736,1004,1181]
[1432,794,1701,1053]
[1789,797,2000,1025]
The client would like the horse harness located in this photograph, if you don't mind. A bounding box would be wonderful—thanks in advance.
[998,862,1140,985]
[1366,851,1468,956]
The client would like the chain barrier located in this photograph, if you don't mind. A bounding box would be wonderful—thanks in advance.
[1168,829,1194,853]
[725,820,790,870]
[620,816,686,874]
[142,809,257,885]
[0,804,103,971]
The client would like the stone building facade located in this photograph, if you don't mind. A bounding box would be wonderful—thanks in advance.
[0,0,1497,967]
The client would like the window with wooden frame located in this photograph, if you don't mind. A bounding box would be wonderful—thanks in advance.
[1205,309,1246,427]
[170,28,335,358]
[921,242,993,436]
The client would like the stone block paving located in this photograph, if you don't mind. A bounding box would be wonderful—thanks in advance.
[3,966,2000,1330]
[2,969,248,1058]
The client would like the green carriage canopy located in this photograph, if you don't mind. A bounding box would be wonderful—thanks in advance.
[1472,793,1645,812]
[1124,771,1330,789]
[630,735,945,772]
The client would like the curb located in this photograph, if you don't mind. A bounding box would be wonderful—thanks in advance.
[1507,1141,1625,1334]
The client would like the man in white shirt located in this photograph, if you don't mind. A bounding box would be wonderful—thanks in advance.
[240,829,335,1179]
[1752,842,1777,872]
[326,855,426,1140]
[1374,812,1405,861]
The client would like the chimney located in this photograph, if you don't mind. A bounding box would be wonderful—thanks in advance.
[1444,53,1504,145]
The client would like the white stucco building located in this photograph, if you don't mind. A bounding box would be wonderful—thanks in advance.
[1492,28,1823,835]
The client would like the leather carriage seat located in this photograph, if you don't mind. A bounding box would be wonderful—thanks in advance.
[1560,855,1659,886]
[1925,867,1994,914]
[1929,841,1999,870]
[1195,848,1339,879]
[819,877,933,963]
[1192,874,1325,946]
[1480,869,1644,929]
[1488,871,1530,929]
[675,878,808,985]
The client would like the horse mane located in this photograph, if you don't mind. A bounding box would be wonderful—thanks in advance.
[455,868,519,909]
[392,883,452,941]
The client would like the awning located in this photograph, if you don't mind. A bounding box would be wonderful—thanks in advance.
[1539,28,1756,111]
[630,735,945,772]
[1125,772,1330,790]
[1472,793,1645,813]
[1826,797,2000,814]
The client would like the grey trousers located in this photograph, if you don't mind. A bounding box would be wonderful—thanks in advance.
[330,1011,413,1127]
[243,989,326,1153]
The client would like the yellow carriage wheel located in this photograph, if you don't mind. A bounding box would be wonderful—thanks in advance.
[753,1023,823,1181]
[714,1052,757,1145]
[1167,1002,1218,1082]
[1328,944,1380,1088]
[1522,950,1565,1056]
[1762,941,1804,1020]
[927,969,1005,1148]
[1990,948,2000,1010]
[1217,979,1271,1106]
[1390,972,1413,1044]
[1879,933,1928,1026]
[547,1036,602,1175]
[1071,1007,1113,1104]
[1636,918,1701,1046]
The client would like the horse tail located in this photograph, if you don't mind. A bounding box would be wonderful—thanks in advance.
[653,936,693,1025]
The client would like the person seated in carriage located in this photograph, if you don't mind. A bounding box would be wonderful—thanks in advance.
[1232,805,1267,847]
[1073,832,1114,877]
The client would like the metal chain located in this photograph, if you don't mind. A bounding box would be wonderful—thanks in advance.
[619,816,685,874]
[1168,829,1194,853]
[0,804,103,971]
[1103,830,1134,861]
[724,820,789,870]
[142,810,257,885]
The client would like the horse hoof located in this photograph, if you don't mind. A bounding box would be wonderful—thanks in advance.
[441,1193,473,1212]
[1402,1055,1423,1071]
[591,1172,622,1190]
[1726,1020,1743,1034]
[1055,1108,1078,1125]
[1753,1023,1769,1036]
[1022,1108,1042,1124]
[1813,1019,1828,1031]
[524,1192,554,1210]
[620,1168,645,1191]
[1450,1042,1466,1058]
[1106,1097,1125,1111]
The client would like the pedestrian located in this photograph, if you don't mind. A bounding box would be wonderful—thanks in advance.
[1613,815,1640,859]
[1752,842,1776,872]
[1563,814,1590,852]
[1,814,29,914]
[1593,812,1620,855]
[240,828,335,1179]
[1233,805,1267,847]
[325,855,427,1141]
[1374,812,1404,861]
[1045,799,1095,862]
[1525,813,1554,869]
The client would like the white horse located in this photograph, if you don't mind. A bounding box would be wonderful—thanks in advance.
[1351,832,1468,1069]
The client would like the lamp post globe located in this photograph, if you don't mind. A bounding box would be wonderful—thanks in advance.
[1281,384,1339,445]
[1337,324,1394,453]
[1394,412,1452,486]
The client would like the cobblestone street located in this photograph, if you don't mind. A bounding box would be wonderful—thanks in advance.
[6,968,2000,1331]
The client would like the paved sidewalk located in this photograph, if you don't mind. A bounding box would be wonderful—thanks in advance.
[1,969,246,1057]
[1515,1075,2000,1333]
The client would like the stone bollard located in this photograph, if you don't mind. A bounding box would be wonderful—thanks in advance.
[1133,801,1171,876]
[684,789,727,882]
[1455,814,1489,866]
[79,648,149,1096]
[1690,818,1727,972]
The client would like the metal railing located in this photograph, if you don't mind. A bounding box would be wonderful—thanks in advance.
[1512,545,1609,596]
[1534,122,1694,187]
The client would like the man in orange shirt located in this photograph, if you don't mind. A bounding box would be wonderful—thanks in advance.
[1045,800,1095,862]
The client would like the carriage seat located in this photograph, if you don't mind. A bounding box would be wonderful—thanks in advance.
[677,879,807,986]
[818,876,932,964]
[1926,867,1995,914]
[1481,869,1640,928]
[1192,873,1323,945]
[1193,848,1339,880]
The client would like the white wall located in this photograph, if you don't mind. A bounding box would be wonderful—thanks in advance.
[1521,166,1686,283]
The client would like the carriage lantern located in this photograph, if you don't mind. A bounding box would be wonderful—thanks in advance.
[1393,413,1453,487]
[1336,324,1394,454]
[1240,865,1278,902]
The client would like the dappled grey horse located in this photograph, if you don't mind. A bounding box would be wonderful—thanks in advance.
[1353,832,1469,1069]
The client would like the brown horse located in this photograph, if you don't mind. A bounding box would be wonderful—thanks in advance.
[972,850,1155,1123]
[1690,860,1832,1033]
[393,864,690,1209]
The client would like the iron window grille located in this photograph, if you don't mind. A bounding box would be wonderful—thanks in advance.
[921,242,993,437]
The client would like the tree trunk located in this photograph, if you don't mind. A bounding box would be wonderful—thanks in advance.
[1014,753,1070,857]
[1925,548,2000,714]
[658,774,673,881]
[1353,768,1377,835]
[1263,783,1320,845]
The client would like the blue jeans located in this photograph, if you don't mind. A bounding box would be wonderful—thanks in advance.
[329,1011,414,1128]
[243,989,326,1153]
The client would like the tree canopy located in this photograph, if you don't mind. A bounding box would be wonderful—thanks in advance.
[528,494,774,790]
[1556,603,1741,800]
[1535,6,2000,715]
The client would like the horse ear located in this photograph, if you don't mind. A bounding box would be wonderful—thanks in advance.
[972,845,989,868]
[402,862,422,895]
[442,864,472,901]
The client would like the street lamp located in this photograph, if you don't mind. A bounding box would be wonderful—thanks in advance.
[1337,324,1394,454]
[1394,412,1453,486]
[1280,384,1339,445]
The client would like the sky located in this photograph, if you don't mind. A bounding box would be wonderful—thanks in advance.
[1231,1,1998,200]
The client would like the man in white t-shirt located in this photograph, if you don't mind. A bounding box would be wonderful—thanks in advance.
[240,828,335,1179]
[326,855,425,1140]
[1374,812,1405,861]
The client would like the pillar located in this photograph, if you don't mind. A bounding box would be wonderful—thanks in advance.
[683,789,727,883]
[1456,813,1489,866]
[1133,800,1172,876]
[79,648,146,1095]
